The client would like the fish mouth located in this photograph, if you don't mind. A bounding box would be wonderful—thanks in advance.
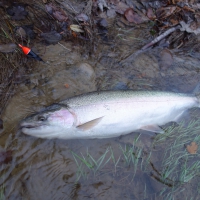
[20,122,44,129]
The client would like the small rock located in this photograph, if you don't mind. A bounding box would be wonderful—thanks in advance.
[76,13,89,22]
[0,43,17,53]
[41,31,62,45]
[22,25,36,39]
[160,48,173,71]
[16,27,26,38]
[7,3,28,20]
[107,9,116,18]
[99,18,108,27]
[76,63,96,81]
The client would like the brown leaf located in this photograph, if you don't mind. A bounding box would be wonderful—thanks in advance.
[53,10,68,22]
[64,84,69,88]
[186,142,198,154]
[147,7,156,20]
[115,2,129,14]
[124,8,148,24]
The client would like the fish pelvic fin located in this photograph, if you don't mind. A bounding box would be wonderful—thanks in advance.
[77,117,104,131]
[140,125,164,134]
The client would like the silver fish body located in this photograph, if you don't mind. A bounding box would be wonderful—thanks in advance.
[20,90,200,139]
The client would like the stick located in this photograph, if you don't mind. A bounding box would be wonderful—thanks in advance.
[141,25,181,50]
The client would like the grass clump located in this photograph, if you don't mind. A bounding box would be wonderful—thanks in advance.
[71,135,149,181]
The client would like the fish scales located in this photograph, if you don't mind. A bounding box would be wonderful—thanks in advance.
[20,90,200,139]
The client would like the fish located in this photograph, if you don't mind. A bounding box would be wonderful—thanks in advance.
[20,90,200,139]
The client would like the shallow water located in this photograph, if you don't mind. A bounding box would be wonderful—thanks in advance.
[1,24,200,200]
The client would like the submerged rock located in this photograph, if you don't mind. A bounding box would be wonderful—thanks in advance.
[0,43,17,53]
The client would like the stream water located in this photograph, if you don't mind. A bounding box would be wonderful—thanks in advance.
[1,23,200,200]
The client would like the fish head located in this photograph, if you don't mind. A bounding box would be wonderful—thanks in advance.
[20,104,75,139]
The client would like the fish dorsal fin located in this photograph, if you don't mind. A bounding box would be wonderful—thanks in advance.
[140,125,164,134]
[77,117,104,131]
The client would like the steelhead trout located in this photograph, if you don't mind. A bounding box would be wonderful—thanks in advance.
[20,90,200,139]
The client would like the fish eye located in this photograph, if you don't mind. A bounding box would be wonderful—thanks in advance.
[37,115,46,122]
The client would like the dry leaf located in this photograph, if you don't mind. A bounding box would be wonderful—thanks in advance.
[186,142,198,154]
[147,7,156,20]
[53,10,68,22]
[115,2,129,14]
[64,84,69,88]
[70,25,84,33]
[124,8,148,24]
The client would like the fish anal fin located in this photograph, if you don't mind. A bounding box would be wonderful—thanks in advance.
[140,125,164,134]
[77,117,104,131]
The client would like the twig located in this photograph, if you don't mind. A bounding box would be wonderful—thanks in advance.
[141,25,181,50]
[58,42,71,51]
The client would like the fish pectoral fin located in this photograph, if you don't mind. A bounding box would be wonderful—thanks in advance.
[140,125,164,134]
[76,117,104,131]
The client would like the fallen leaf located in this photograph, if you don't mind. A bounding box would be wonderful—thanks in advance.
[147,7,156,20]
[124,8,148,24]
[45,4,53,14]
[64,84,69,88]
[115,2,129,14]
[70,25,84,33]
[186,142,198,154]
[53,10,68,22]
